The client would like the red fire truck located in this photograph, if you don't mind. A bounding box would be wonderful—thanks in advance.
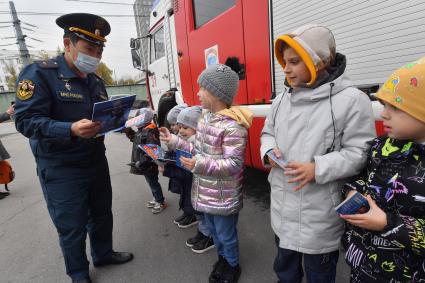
[130,0,425,169]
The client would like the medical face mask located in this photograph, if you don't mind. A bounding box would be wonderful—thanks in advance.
[73,52,100,74]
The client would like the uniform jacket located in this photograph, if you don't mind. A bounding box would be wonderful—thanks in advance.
[342,137,425,282]
[14,55,108,166]
[168,106,252,216]
[0,112,11,161]
[260,55,376,254]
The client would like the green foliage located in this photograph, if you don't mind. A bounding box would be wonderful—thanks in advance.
[95,62,114,85]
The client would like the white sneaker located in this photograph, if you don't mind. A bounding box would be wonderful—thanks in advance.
[152,202,167,214]
[146,199,158,208]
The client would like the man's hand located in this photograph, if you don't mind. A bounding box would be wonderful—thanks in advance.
[71,119,101,138]
[340,195,387,231]
[284,162,315,191]
[159,127,172,142]
[180,156,196,171]
[6,105,15,116]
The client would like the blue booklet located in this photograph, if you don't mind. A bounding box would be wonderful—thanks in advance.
[92,95,136,135]
[176,149,192,170]
[335,192,370,215]
[266,150,287,168]
[138,144,176,164]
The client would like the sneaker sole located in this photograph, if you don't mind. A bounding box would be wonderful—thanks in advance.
[178,220,199,229]
[152,209,165,214]
[185,241,196,248]
[191,244,215,254]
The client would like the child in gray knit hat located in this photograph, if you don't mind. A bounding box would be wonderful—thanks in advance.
[167,103,187,134]
[160,58,253,282]
[176,106,202,140]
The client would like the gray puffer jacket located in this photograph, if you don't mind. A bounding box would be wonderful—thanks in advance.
[260,56,376,254]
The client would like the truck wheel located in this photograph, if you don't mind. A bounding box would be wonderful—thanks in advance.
[157,91,177,128]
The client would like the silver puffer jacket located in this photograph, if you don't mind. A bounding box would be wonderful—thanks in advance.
[168,107,253,215]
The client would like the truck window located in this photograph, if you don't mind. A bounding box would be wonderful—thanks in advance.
[193,0,235,28]
[150,26,165,63]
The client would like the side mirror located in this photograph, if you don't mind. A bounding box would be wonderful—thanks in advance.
[131,49,142,69]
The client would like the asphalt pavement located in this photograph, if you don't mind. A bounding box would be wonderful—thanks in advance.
[0,121,350,283]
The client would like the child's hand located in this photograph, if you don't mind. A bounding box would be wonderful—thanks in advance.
[284,162,315,191]
[180,156,196,171]
[159,127,172,142]
[267,148,282,168]
[340,195,387,231]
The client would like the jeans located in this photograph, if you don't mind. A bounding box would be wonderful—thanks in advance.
[204,213,239,266]
[196,213,211,237]
[144,173,164,204]
[274,235,339,283]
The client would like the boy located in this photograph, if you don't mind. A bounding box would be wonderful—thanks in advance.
[260,24,376,282]
[340,57,425,282]
[125,108,167,214]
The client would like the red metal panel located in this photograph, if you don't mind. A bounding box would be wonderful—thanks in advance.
[248,117,266,170]
[174,0,196,105]
[185,0,247,105]
[242,0,271,104]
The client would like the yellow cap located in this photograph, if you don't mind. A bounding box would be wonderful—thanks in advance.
[376,57,425,123]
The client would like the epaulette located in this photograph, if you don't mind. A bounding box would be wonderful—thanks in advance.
[36,59,59,69]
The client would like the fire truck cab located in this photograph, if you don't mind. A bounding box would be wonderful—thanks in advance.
[131,0,425,169]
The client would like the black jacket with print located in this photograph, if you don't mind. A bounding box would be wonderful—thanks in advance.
[341,137,425,282]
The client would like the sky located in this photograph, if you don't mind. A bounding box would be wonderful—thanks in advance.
[0,0,142,79]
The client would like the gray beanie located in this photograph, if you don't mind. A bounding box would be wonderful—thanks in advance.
[176,106,202,130]
[125,107,154,128]
[167,103,187,124]
[197,64,239,105]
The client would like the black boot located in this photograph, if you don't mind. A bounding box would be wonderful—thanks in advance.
[221,259,241,283]
[93,251,134,267]
[208,255,226,283]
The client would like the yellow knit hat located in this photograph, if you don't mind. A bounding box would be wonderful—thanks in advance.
[376,56,425,123]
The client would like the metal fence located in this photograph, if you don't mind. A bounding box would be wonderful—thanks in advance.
[0,84,147,113]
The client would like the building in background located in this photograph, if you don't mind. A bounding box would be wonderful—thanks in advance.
[133,0,152,73]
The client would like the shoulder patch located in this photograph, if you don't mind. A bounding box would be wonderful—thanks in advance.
[36,60,59,69]
[16,79,35,100]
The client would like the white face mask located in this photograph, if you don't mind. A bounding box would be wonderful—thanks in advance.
[73,52,100,74]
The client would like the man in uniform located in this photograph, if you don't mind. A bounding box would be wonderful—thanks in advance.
[14,13,133,283]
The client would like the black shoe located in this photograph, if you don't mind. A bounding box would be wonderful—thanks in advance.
[93,251,134,267]
[191,236,215,254]
[209,255,226,283]
[186,230,205,247]
[72,277,92,283]
[221,260,241,283]
[173,213,187,225]
[177,215,199,229]
[0,191,10,199]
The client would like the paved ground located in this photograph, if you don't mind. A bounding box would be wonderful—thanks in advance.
[0,121,350,283]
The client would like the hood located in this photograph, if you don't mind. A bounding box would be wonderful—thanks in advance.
[275,24,336,86]
[286,53,353,102]
[217,106,253,129]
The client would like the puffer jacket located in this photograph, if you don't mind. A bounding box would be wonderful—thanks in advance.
[260,54,376,254]
[168,106,253,216]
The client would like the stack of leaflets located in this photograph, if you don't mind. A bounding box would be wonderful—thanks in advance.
[138,144,175,164]
[335,192,370,215]
[92,95,136,135]
[176,149,192,170]
[266,150,287,168]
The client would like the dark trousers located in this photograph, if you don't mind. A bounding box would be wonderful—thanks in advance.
[144,173,164,204]
[37,155,113,280]
[274,235,339,283]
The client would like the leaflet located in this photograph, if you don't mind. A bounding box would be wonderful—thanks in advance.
[92,95,136,135]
